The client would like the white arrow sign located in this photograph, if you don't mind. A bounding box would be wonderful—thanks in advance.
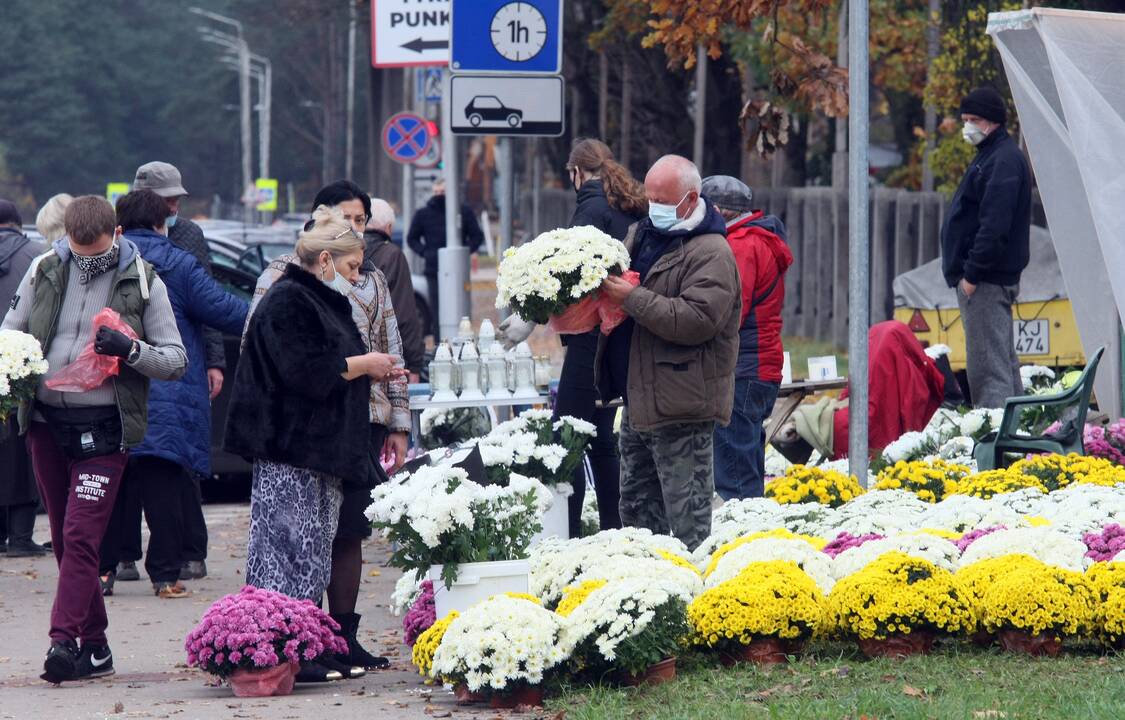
[371,0,451,68]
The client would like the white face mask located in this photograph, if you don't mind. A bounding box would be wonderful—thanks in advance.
[648,191,691,231]
[962,121,988,146]
[321,264,353,296]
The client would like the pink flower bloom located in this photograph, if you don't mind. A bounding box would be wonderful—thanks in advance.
[955,525,1007,553]
[1084,523,1125,562]
[403,580,436,646]
[822,532,884,558]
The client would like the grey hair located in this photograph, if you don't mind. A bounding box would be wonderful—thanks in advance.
[650,154,702,194]
[368,197,396,230]
[36,193,74,242]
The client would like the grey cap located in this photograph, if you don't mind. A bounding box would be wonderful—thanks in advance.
[701,175,753,214]
[133,161,188,197]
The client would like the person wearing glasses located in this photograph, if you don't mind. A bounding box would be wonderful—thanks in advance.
[227,205,404,684]
[242,184,408,679]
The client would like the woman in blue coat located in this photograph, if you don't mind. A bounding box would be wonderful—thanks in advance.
[104,190,248,597]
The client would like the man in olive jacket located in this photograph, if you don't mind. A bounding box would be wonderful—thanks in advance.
[596,155,741,551]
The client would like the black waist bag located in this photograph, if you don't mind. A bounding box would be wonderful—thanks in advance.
[39,405,123,460]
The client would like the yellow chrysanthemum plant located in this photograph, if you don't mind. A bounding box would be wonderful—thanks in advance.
[765,465,866,508]
[412,610,459,680]
[555,579,608,617]
[956,554,1045,632]
[703,529,826,578]
[1010,453,1125,491]
[827,552,973,654]
[979,559,1095,652]
[1085,562,1125,649]
[688,561,825,659]
[951,468,1047,499]
[874,459,970,503]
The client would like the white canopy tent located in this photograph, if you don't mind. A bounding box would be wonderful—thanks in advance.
[988,7,1124,419]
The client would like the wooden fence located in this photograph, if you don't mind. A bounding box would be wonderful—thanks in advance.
[753,187,947,348]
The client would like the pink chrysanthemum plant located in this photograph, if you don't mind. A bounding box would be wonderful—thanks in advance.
[184,586,347,678]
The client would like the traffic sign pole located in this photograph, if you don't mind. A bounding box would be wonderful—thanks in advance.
[438,68,470,343]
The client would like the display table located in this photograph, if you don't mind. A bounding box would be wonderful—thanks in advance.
[764,378,849,445]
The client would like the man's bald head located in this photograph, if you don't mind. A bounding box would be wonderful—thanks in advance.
[645,154,702,222]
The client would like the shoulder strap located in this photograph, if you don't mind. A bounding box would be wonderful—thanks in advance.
[134,255,152,300]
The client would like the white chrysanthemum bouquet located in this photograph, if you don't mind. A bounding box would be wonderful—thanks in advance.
[0,329,48,422]
[495,225,638,333]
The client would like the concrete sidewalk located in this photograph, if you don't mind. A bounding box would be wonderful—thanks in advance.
[0,504,548,719]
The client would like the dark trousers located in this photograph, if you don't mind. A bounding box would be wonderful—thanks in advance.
[2,501,38,545]
[102,456,189,583]
[425,271,440,340]
[713,378,780,501]
[181,473,208,561]
[957,282,1023,408]
[27,423,128,646]
[554,332,621,537]
[100,470,142,573]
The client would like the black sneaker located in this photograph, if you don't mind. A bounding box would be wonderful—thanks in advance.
[116,561,140,582]
[180,560,207,580]
[75,643,114,679]
[41,640,79,683]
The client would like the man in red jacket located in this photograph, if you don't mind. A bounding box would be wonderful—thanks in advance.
[702,176,793,500]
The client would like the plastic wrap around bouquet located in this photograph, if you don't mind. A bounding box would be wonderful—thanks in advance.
[495,225,639,335]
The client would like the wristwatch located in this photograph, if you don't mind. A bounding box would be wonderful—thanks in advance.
[126,340,142,365]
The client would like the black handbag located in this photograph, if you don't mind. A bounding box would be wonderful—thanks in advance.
[38,405,123,460]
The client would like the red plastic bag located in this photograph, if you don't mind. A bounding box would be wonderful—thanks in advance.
[45,308,138,393]
[548,271,640,336]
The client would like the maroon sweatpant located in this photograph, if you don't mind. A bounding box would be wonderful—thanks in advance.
[27,423,128,646]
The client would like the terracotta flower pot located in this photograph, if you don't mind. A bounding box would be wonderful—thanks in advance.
[857,631,935,659]
[488,684,545,709]
[229,660,299,697]
[970,630,996,648]
[719,639,803,667]
[453,683,486,705]
[620,656,677,687]
[998,630,1063,657]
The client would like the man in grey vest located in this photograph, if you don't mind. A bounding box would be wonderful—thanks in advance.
[2,195,186,684]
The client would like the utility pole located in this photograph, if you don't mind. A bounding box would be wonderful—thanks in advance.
[693,44,707,168]
[438,69,469,343]
[847,0,871,485]
[345,1,357,180]
[921,0,941,192]
[191,7,252,224]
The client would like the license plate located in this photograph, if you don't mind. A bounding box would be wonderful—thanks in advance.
[1014,319,1050,355]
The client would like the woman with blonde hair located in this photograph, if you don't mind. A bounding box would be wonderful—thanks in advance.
[35,193,73,241]
[223,205,404,681]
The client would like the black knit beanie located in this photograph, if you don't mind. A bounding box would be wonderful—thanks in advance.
[960,87,1007,124]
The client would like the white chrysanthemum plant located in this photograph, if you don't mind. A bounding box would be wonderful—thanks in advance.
[495,225,631,326]
[957,527,1090,572]
[831,534,962,579]
[0,329,49,421]
[366,465,552,588]
[469,409,594,497]
[559,577,690,677]
[430,595,572,695]
[704,537,836,594]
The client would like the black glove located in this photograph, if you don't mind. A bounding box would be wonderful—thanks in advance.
[94,326,134,359]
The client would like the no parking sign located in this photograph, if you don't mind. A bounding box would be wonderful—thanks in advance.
[382,112,434,165]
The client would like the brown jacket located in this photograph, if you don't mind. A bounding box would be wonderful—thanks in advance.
[595,218,742,431]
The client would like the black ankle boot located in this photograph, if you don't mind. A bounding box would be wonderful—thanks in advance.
[295,659,343,683]
[319,652,364,679]
[331,612,390,670]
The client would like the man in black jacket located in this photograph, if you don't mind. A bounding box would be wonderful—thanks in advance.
[406,179,484,340]
[940,87,1031,408]
[0,199,48,558]
[366,198,425,380]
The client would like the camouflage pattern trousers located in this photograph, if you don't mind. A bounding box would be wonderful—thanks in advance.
[618,408,715,551]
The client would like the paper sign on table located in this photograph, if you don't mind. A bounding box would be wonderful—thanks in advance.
[807,355,839,380]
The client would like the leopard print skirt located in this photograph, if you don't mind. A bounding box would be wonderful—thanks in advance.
[246,460,343,602]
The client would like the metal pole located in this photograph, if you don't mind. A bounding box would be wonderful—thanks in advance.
[693,44,707,168]
[847,0,870,485]
[499,137,514,255]
[402,69,416,238]
[921,0,940,192]
[238,37,252,225]
[345,1,357,180]
[261,57,271,180]
[438,68,469,342]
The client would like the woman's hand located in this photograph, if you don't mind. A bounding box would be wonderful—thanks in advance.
[343,353,407,381]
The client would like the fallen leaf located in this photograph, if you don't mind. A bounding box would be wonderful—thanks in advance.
[903,684,927,699]
[368,569,381,577]
[112,702,125,714]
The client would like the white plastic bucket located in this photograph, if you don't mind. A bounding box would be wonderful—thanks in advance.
[530,486,570,547]
[429,559,530,618]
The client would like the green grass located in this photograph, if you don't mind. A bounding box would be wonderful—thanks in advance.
[784,336,849,381]
[547,643,1125,720]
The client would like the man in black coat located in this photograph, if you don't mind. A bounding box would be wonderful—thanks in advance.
[940,87,1031,408]
[0,199,48,557]
[366,198,425,380]
[406,179,484,340]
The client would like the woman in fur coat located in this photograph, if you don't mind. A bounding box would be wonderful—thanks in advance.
[223,207,404,680]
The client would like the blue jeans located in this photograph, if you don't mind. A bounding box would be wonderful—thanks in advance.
[713,378,780,501]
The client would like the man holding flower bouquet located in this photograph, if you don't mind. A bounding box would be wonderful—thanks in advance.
[596,155,741,551]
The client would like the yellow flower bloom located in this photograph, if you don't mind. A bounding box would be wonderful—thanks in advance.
[555,579,608,617]
[874,459,969,502]
[412,610,459,677]
[765,465,865,508]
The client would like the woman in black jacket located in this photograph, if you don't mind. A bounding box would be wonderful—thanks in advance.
[503,138,647,536]
[224,207,403,679]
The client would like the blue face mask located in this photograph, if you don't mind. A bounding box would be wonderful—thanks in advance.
[647,192,690,231]
[322,267,353,296]
[166,213,178,229]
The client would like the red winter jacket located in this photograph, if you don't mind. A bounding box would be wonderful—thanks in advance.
[726,212,793,383]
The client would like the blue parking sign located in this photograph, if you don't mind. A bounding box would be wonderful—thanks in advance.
[451,0,562,74]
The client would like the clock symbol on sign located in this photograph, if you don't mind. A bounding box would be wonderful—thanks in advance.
[490,2,548,62]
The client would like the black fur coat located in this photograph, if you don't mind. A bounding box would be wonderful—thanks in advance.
[224,263,377,489]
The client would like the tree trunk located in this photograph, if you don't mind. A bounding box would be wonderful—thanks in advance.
[598,50,609,140]
[621,55,633,173]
